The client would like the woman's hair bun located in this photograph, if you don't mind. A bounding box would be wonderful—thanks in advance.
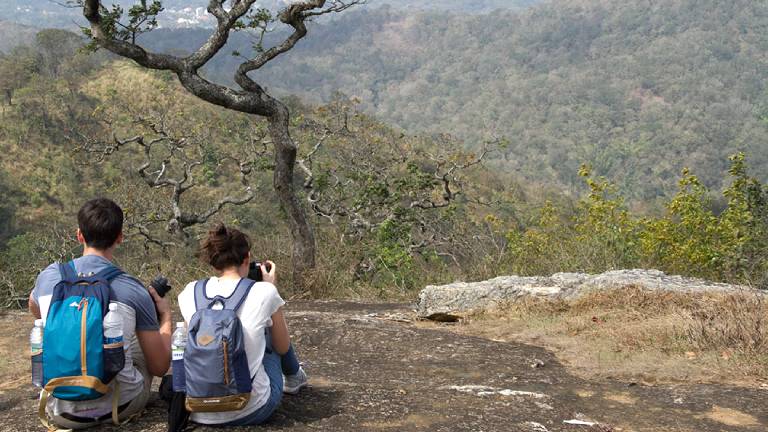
[200,223,251,271]
[214,224,228,237]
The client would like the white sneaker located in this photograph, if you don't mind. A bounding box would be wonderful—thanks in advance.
[283,367,308,395]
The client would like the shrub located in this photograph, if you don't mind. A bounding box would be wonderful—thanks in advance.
[502,154,768,287]
[0,230,77,308]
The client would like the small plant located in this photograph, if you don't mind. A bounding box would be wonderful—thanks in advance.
[574,165,640,271]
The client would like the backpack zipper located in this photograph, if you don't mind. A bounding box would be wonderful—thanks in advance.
[79,298,89,376]
[222,339,230,385]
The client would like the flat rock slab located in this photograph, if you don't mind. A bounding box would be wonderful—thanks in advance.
[0,302,765,431]
[417,269,760,318]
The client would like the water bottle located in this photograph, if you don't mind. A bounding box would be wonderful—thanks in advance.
[171,322,187,392]
[30,319,44,387]
[103,303,125,382]
[103,303,124,346]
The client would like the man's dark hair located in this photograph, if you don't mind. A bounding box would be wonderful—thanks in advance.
[77,198,124,250]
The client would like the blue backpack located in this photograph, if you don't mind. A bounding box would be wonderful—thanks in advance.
[184,278,254,413]
[39,262,126,423]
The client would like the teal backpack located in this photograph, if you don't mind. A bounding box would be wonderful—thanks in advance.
[39,261,126,426]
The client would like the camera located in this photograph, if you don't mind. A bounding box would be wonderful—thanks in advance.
[150,275,172,297]
[248,261,272,282]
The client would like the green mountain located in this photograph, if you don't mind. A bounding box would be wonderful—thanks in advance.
[2,20,768,300]
[0,20,37,53]
[143,0,768,200]
[376,0,539,13]
[3,0,768,201]
[0,0,539,29]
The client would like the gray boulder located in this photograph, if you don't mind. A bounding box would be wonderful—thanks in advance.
[416,269,756,319]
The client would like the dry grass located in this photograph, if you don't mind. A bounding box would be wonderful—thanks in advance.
[0,310,31,391]
[447,286,768,385]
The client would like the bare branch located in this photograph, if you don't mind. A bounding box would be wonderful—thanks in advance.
[81,0,273,115]
[415,139,500,208]
[178,187,255,229]
[129,222,177,249]
[75,113,260,238]
[304,0,365,18]
[184,0,258,70]
[82,0,183,71]
[298,127,331,188]
[235,0,364,92]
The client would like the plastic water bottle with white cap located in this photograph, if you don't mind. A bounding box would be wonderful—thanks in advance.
[103,303,126,382]
[103,303,124,347]
[171,322,187,391]
[30,319,44,387]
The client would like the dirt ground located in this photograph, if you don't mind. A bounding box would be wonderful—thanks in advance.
[430,288,768,388]
[0,301,766,431]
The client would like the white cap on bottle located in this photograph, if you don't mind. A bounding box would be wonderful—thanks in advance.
[176,322,185,328]
[34,319,44,327]
[109,303,118,311]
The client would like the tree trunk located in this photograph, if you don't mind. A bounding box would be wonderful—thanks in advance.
[267,102,317,294]
[79,0,332,294]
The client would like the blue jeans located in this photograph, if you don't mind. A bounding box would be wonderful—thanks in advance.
[222,329,300,426]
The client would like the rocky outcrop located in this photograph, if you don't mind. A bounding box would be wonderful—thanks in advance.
[417,269,758,319]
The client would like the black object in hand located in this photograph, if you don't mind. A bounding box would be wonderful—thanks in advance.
[150,275,172,297]
[158,374,174,403]
[248,261,272,282]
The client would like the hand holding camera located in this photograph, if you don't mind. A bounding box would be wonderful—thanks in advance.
[150,276,172,297]
[148,275,172,322]
[248,260,276,285]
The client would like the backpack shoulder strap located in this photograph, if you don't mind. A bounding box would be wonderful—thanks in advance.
[222,278,256,312]
[193,278,255,312]
[93,265,124,282]
[193,279,210,311]
[57,261,78,283]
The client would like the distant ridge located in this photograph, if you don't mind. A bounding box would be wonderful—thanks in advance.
[159,0,766,200]
[3,0,767,200]
[0,0,542,30]
[0,20,37,53]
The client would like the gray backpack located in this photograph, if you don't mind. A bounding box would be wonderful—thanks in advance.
[184,278,255,413]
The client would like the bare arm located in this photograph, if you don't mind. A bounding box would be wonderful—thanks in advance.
[137,286,172,377]
[29,294,41,319]
[270,308,291,355]
[262,260,290,354]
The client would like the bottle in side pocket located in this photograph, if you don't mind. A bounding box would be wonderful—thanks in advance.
[103,303,125,383]
[30,319,44,387]
[171,322,187,392]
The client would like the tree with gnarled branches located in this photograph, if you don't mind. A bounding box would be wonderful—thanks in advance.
[72,0,364,290]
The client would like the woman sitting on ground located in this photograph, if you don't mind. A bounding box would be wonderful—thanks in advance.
[177,224,307,426]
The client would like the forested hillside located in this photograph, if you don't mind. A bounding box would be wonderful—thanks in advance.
[0,21,37,53]
[140,0,768,201]
[2,27,768,304]
[0,30,519,302]
[4,1,765,200]
[2,2,768,306]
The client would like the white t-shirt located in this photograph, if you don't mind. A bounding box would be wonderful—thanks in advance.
[177,277,285,424]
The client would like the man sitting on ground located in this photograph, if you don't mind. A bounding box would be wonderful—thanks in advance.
[28,197,172,429]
